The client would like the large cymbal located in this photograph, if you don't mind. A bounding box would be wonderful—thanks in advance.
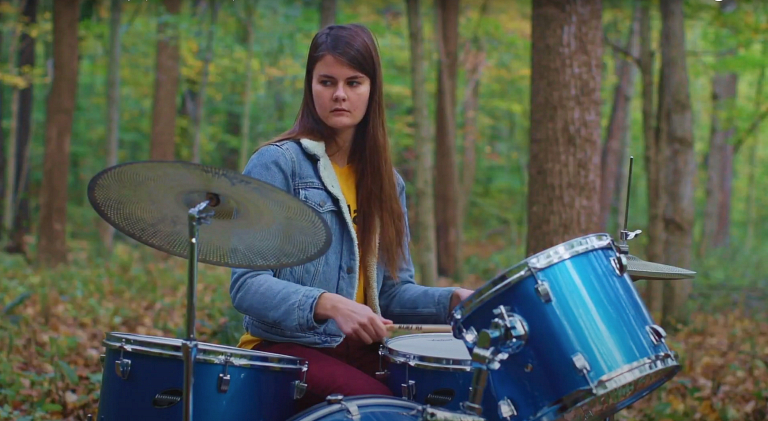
[626,254,696,281]
[87,161,332,269]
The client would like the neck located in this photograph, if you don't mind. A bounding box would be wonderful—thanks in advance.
[328,127,355,166]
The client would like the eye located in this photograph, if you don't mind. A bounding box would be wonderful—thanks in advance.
[319,80,333,87]
[347,80,361,87]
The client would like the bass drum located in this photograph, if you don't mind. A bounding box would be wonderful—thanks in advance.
[287,394,481,421]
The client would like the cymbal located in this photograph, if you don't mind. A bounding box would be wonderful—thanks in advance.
[87,161,332,270]
[626,254,696,281]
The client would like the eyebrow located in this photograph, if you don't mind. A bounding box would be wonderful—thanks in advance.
[317,74,366,80]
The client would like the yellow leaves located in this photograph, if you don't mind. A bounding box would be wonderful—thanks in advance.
[0,71,30,89]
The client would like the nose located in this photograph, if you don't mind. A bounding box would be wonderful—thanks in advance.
[333,84,347,102]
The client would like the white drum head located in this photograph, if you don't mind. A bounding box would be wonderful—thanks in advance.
[385,333,470,361]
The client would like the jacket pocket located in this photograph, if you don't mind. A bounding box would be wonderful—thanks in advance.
[298,186,338,213]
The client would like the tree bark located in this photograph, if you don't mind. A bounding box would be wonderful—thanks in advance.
[38,0,80,267]
[150,0,181,161]
[3,4,22,240]
[659,0,695,328]
[238,1,255,171]
[745,42,766,249]
[99,0,122,252]
[320,0,336,29]
[434,0,461,278]
[526,0,603,256]
[406,0,438,286]
[600,3,640,233]
[192,0,218,164]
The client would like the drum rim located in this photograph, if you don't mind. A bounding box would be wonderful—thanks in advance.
[286,395,424,421]
[103,332,308,371]
[381,333,472,371]
[451,233,614,329]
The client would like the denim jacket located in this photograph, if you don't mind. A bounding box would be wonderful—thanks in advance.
[230,138,458,347]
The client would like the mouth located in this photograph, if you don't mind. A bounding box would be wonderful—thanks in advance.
[331,108,350,113]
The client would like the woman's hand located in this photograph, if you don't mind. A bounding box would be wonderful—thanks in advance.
[449,288,474,312]
[314,292,393,344]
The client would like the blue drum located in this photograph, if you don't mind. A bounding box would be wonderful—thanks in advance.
[97,332,308,421]
[287,394,484,421]
[451,234,681,421]
[379,333,502,419]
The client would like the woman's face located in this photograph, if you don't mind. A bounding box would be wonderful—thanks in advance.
[312,55,371,138]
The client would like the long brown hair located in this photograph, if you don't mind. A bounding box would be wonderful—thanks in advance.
[270,24,405,276]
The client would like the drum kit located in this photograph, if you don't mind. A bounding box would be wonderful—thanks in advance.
[85,157,695,421]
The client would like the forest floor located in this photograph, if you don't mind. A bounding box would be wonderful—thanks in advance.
[0,241,766,421]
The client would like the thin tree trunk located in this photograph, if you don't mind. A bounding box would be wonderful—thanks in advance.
[659,0,695,328]
[526,0,603,256]
[38,0,80,267]
[5,0,35,257]
[238,1,255,171]
[459,0,488,223]
[99,0,122,252]
[406,0,438,286]
[434,0,461,279]
[192,0,218,164]
[320,0,336,29]
[745,44,765,250]
[600,3,640,232]
[638,1,663,316]
[150,0,181,161]
[3,5,22,239]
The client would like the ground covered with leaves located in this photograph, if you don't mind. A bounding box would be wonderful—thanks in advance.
[0,244,766,421]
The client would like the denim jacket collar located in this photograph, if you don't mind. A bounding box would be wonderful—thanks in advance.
[298,138,382,315]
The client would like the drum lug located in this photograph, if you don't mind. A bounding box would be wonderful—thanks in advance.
[375,370,389,381]
[401,380,416,400]
[99,354,105,369]
[293,362,309,399]
[534,281,552,303]
[217,354,231,393]
[292,380,307,400]
[115,340,131,380]
[497,398,517,419]
[647,324,667,345]
[611,255,628,276]
[572,353,597,393]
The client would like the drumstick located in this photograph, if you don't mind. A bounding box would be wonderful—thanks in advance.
[386,324,453,333]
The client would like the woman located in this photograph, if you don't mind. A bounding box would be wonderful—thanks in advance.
[229,23,473,410]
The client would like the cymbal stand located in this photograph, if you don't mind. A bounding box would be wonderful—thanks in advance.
[182,200,215,421]
[617,156,641,255]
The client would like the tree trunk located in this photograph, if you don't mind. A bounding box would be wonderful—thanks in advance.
[192,0,218,164]
[600,4,640,233]
[150,0,181,161]
[434,0,461,279]
[38,0,80,267]
[406,0,438,286]
[659,0,695,328]
[526,0,603,256]
[3,6,22,240]
[99,0,122,252]
[5,0,36,256]
[745,43,765,249]
[459,0,488,223]
[637,1,663,316]
[238,1,255,171]
[320,0,336,29]
[703,71,736,252]
[0,12,5,234]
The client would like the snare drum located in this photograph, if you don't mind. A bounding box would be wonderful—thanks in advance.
[379,333,503,419]
[452,234,681,421]
[287,394,484,421]
[97,332,308,421]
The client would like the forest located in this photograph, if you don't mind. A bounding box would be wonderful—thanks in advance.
[0,0,766,420]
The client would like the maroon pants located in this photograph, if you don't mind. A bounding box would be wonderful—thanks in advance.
[255,338,393,411]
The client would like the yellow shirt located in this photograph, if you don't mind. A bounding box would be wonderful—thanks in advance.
[237,162,364,350]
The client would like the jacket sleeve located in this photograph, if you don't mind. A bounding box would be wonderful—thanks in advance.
[378,172,458,324]
[229,144,331,339]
